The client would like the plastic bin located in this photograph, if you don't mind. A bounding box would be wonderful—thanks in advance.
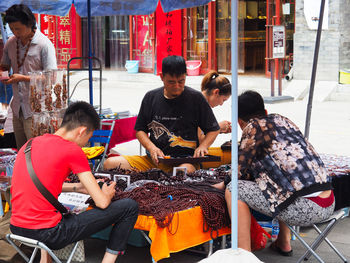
[186,60,202,76]
[125,60,139,74]
[339,70,350,84]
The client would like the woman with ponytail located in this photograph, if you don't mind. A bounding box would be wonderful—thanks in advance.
[200,70,232,169]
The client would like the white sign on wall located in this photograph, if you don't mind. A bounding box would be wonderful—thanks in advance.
[272,26,285,59]
[304,0,329,30]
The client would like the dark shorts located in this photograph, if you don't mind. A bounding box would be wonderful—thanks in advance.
[11,198,139,254]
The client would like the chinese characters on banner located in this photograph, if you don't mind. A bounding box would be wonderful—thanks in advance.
[134,15,154,70]
[156,3,182,74]
[40,5,82,68]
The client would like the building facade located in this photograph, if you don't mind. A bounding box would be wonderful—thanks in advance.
[2,0,349,84]
[294,0,350,81]
[78,0,295,76]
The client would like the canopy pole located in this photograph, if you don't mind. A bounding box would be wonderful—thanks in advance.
[231,0,238,250]
[0,18,8,45]
[304,0,326,139]
[87,0,93,105]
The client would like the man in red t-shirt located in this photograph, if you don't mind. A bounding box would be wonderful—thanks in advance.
[10,101,138,263]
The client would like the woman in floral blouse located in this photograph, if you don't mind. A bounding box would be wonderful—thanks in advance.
[219,90,334,256]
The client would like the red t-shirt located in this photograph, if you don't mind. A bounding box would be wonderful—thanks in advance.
[10,134,91,229]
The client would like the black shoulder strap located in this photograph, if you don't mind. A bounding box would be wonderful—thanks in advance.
[24,139,68,214]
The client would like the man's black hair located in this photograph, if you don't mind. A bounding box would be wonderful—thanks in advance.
[162,55,187,77]
[61,101,100,132]
[238,90,266,122]
[4,4,37,31]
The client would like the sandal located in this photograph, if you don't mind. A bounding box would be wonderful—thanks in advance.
[270,242,293,257]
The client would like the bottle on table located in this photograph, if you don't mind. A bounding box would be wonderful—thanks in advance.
[271,218,280,241]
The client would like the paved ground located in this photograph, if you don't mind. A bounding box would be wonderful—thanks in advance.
[65,70,350,262]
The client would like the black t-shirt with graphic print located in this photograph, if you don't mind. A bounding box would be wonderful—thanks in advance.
[134,86,220,157]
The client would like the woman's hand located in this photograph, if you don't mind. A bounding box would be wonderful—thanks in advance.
[194,145,208,157]
[219,120,232,133]
[3,74,30,84]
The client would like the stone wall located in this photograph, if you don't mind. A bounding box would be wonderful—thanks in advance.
[294,0,340,81]
[339,0,350,71]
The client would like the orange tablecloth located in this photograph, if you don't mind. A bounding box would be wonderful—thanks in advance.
[134,206,231,262]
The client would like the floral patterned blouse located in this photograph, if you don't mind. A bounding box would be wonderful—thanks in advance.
[239,114,332,216]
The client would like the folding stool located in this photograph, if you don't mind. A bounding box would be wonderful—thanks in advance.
[6,233,80,263]
[286,209,348,263]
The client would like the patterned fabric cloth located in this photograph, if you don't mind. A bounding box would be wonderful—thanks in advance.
[237,114,331,216]
[320,153,350,177]
[228,180,334,226]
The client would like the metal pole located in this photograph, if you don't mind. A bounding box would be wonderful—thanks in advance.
[270,59,275,97]
[87,0,94,105]
[278,59,282,96]
[0,18,8,44]
[304,0,326,139]
[231,0,238,250]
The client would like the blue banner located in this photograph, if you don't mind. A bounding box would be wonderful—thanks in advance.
[160,0,211,13]
[0,0,211,17]
[0,0,72,16]
[74,0,159,17]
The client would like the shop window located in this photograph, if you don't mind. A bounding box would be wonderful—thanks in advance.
[186,6,209,71]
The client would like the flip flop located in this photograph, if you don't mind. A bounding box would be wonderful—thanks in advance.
[270,242,293,257]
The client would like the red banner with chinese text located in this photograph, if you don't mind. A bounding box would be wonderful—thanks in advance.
[40,5,82,69]
[134,15,154,71]
[155,3,182,75]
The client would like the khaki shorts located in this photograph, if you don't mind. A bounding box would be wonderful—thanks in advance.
[123,155,200,174]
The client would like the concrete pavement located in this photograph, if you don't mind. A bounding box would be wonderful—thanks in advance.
[69,70,350,156]
[67,70,350,262]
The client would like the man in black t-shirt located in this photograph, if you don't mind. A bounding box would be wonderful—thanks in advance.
[104,56,220,173]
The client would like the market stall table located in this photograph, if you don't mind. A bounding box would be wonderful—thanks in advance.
[102,116,137,151]
[133,206,230,262]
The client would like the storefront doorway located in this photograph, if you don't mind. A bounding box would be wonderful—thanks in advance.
[183,6,210,73]
[105,16,130,70]
[216,0,266,74]
[265,0,295,77]
[82,16,130,70]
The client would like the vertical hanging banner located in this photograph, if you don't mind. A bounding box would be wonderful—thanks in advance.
[56,5,82,68]
[156,2,182,74]
[40,14,57,47]
[40,5,82,69]
[134,15,154,69]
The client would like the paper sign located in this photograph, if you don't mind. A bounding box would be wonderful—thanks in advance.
[58,192,90,214]
[0,71,9,81]
[272,26,285,59]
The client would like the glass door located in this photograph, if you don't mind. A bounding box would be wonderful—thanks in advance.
[105,16,129,70]
[185,6,209,73]
[216,0,245,73]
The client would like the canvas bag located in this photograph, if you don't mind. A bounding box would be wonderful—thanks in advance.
[53,240,85,262]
